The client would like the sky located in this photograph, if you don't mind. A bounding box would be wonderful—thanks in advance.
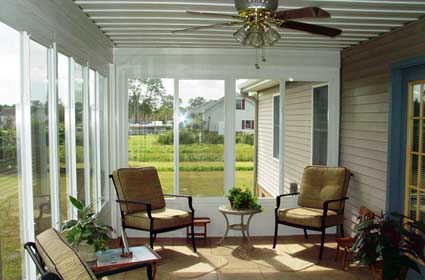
[162,79,249,108]
[0,22,20,106]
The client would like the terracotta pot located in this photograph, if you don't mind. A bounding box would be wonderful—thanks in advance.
[76,241,97,262]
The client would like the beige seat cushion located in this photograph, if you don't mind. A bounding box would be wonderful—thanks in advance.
[278,207,344,228]
[35,228,96,280]
[298,166,350,211]
[112,167,166,214]
[125,208,192,231]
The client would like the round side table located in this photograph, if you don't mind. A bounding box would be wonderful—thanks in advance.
[217,205,262,247]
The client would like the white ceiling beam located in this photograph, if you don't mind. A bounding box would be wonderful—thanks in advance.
[104,31,377,37]
[90,15,417,21]
[100,27,391,33]
[108,35,367,41]
[81,7,425,14]
[95,21,402,27]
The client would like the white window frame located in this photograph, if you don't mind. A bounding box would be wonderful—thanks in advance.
[272,93,280,160]
[311,83,330,166]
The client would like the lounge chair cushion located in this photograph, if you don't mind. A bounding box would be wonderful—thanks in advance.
[35,228,96,280]
[278,207,344,228]
[112,167,166,213]
[124,208,192,231]
[297,166,350,211]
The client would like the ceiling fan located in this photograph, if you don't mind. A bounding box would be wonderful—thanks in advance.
[171,0,342,48]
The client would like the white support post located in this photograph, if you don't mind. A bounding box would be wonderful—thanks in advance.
[48,43,60,229]
[18,31,36,280]
[83,65,91,205]
[173,79,179,195]
[327,73,340,166]
[95,72,102,211]
[102,75,110,205]
[224,78,236,193]
[278,80,286,195]
[68,58,78,219]
[109,64,119,236]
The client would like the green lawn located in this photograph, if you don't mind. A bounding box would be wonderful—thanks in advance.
[0,173,22,280]
[128,134,255,196]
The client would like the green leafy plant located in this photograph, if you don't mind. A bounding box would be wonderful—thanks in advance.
[351,211,425,280]
[61,196,112,251]
[227,187,261,210]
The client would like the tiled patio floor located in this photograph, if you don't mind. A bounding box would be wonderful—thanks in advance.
[107,235,372,280]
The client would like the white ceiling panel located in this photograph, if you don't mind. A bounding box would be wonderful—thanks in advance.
[73,0,425,50]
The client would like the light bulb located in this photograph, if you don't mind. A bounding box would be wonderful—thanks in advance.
[247,26,264,48]
[233,25,250,46]
[264,25,281,46]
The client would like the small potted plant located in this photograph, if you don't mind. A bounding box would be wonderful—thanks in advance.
[61,196,112,262]
[351,211,425,280]
[227,187,261,210]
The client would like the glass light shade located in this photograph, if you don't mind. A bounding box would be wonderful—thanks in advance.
[233,25,250,46]
[264,26,281,46]
[247,26,265,48]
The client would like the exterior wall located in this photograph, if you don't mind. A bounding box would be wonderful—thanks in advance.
[257,87,280,195]
[340,18,425,235]
[283,82,317,193]
[203,102,225,133]
[257,82,321,196]
[202,97,255,134]
[235,98,255,133]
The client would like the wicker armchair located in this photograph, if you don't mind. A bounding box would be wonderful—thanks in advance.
[273,166,352,259]
[110,167,196,252]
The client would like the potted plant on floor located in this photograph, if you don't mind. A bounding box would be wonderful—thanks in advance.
[351,211,425,280]
[227,187,261,210]
[61,196,112,262]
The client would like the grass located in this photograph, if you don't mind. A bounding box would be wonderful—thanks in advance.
[0,172,22,280]
[128,134,255,196]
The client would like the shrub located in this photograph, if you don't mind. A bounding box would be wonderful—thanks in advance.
[157,130,174,145]
[201,131,224,144]
[236,132,254,145]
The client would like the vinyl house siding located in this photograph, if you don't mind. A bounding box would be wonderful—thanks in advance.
[257,82,320,195]
[257,87,279,196]
[283,82,316,193]
[340,18,425,235]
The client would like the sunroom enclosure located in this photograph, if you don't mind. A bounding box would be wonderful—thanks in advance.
[0,2,341,279]
[112,48,341,238]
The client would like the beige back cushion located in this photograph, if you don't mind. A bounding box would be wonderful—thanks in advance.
[112,167,166,213]
[35,228,96,280]
[297,166,351,211]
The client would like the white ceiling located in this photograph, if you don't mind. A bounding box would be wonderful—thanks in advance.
[73,0,425,50]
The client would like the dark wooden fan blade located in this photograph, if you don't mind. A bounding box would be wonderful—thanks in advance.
[274,7,330,20]
[171,21,243,34]
[278,21,341,37]
[186,11,242,19]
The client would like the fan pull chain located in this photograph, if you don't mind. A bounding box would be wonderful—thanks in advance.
[255,48,260,69]
[262,48,267,62]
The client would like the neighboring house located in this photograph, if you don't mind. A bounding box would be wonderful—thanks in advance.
[185,94,255,135]
[240,80,328,197]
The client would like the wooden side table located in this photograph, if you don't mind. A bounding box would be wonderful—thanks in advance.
[217,205,262,247]
[187,217,211,240]
[335,237,354,270]
[90,245,161,280]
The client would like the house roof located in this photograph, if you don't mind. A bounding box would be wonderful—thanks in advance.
[74,0,425,50]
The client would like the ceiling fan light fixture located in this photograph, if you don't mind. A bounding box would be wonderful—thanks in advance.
[247,25,265,48]
[263,24,281,46]
[233,25,250,45]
